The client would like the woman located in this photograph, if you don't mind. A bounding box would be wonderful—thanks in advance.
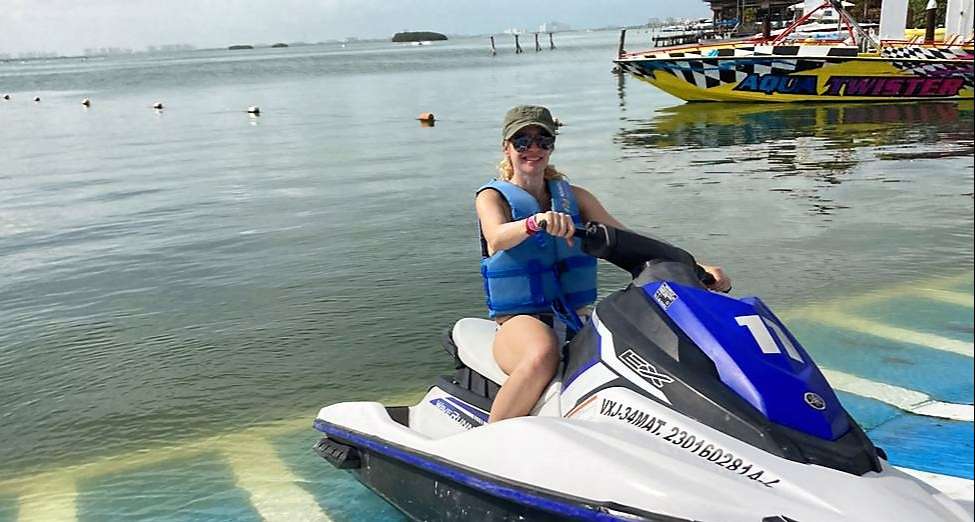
[475,105,732,423]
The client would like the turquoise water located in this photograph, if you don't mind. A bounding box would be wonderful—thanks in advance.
[1,31,972,519]
[790,321,974,402]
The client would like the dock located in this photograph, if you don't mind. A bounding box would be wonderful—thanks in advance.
[651,29,725,47]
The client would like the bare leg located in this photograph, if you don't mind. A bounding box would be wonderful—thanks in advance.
[488,315,560,423]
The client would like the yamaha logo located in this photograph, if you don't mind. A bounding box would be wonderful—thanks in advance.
[804,392,826,411]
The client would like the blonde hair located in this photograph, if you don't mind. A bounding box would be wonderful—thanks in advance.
[496,156,566,182]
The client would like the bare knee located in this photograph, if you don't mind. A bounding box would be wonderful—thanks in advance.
[493,315,560,376]
[517,341,559,378]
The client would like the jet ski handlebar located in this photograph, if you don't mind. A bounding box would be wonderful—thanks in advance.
[537,220,716,286]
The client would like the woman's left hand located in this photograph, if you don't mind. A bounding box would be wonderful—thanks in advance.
[701,264,732,293]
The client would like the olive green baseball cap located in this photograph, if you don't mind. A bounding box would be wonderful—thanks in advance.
[501,105,558,141]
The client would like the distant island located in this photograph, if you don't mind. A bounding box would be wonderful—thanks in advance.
[228,45,254,50]
[391,31,447,43]
[270,43,289,48]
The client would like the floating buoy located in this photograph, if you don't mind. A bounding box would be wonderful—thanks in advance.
[247,106,260,115]
[81,97,91,107]
[152,102,164,110]
[417,112,436,127]
[33,96,41,102]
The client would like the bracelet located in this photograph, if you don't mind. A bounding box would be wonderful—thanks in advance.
[525,214,541,235]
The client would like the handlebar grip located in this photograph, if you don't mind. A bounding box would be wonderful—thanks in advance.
[695,264,716,286]
[535,219,587,238]
[540,219,726,291]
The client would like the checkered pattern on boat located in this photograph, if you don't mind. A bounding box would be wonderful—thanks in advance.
[621,57,828,90]
[632,45,859,60]
[881,46,975,87]
[880,46,975,60]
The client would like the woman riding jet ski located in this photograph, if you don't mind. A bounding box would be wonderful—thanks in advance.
[473,105,730,426]
[312,220,969,521]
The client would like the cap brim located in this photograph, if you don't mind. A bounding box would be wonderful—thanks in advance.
[503,122,558,141]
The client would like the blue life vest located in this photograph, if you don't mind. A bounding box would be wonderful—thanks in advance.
[477,179,597,318]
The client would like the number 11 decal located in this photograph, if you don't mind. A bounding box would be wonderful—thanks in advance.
[735,315,804,362]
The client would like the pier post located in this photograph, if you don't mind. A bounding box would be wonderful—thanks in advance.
[762,0,772,39]
[514,34,523,54]
[924,0,937,43]
[549,32,555,49]
[535,33,541,52]
[617,29,626,58]
[490,36,496,55]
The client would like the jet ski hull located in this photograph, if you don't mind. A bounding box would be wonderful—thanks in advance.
[314,418,683,522]
[312,392,969,522]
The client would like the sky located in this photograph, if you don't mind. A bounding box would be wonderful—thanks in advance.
[0,0,710,55]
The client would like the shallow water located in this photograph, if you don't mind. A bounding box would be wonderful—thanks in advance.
[0,31,972,520]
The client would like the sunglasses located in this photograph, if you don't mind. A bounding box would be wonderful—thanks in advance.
[509,134,555,152]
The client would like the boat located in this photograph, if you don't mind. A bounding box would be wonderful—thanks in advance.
[615,0,974,102]
[311,223,969,521]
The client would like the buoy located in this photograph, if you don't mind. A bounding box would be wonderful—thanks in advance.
[33,96,41,102]
[417,112,436,127]
[81,98,91,107]
[247,106,260,115]
[152,102,163,110]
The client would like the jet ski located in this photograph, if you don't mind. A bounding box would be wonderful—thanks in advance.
[312,223,970,521]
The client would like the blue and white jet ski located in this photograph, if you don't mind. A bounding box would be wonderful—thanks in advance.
[312,223,970,521]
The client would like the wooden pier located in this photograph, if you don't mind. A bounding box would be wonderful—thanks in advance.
[651,30,724,47]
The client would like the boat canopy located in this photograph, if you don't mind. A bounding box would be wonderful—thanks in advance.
[879,0,909,41]
[945,0,975,40]
[788,0,853,11]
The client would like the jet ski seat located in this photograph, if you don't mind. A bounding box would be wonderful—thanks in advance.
[451,318,508,385]
[446,318,563,418]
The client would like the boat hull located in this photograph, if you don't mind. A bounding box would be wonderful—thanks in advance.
[617,45,975,102]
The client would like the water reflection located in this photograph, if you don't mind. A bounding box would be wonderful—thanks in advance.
[616,69,626,110]
[613,101,973,215]
[618,101,974,173]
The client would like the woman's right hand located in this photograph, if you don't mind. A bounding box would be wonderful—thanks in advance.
[535,211,575,247]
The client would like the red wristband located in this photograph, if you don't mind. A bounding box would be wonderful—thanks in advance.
[525,215,541,235]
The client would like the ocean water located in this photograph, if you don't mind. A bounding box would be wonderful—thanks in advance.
[0,31,972,520]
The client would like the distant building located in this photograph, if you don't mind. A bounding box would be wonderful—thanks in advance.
[146,44,195,53]
[702,0,796,26]
[81,47,134,57]
[539,21,571,33]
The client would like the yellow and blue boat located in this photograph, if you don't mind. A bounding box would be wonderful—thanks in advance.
[616,1,974,102]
